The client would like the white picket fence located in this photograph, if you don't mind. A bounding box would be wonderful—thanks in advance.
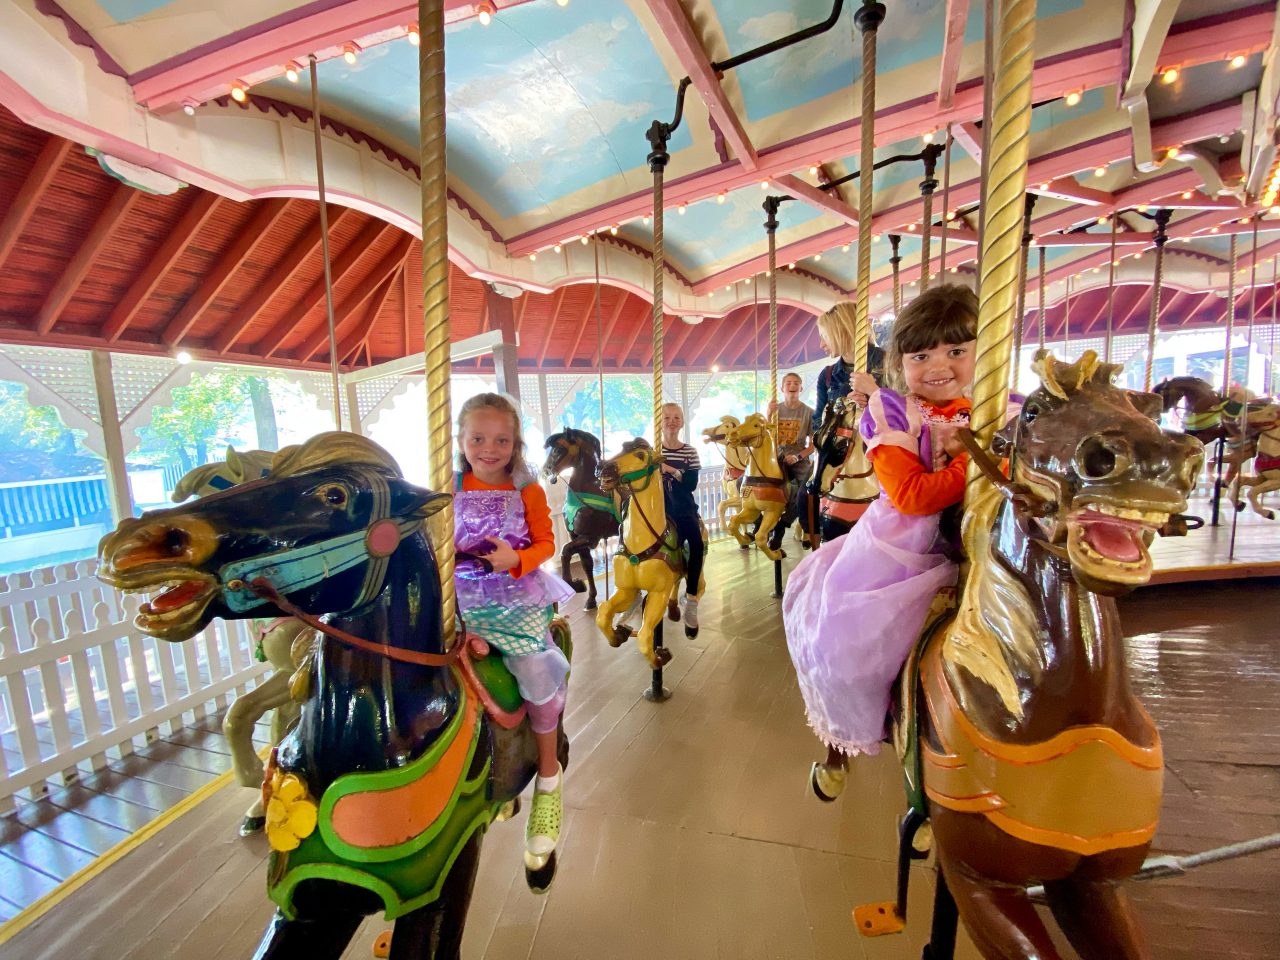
[0,560,271,815]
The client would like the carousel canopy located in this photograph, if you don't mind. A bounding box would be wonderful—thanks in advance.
[0,0,1277,372]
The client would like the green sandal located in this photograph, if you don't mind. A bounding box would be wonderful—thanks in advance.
[526,768,563,858]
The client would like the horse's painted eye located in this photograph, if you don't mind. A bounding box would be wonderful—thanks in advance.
[1023,404,1039,424]
[322,485,348,507]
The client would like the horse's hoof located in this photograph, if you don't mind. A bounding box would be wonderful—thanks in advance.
[584,597,597,610]
[649,647,673,669]
[372,930,392,958]
[494,797,521,822]
[569,579,587,594]
[610,625,633,647]
[524,849,557,895]
[239,815,266,836]
[739,543,750,551]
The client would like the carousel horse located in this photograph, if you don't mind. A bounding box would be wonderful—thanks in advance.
[542,428,620,610]
[702,415,749,528]
[172,447,313,837]
[1231,415,1280,519]
[99,433,569,959]
[595,439,705,662]
[1153,376,1274,486]
[813,397,879,543]
[724,413,788,561]
[870,353,1202,959]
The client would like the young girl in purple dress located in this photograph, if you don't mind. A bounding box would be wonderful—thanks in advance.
[454,393,574,858]
[782,286,978,801]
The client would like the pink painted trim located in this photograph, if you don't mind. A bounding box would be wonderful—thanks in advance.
[33,0,126,78]
[131,0,540,110]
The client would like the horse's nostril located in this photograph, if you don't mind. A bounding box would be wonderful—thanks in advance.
[164,528,189,557]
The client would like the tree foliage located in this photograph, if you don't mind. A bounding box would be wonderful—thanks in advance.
[560,376,654,446]
[134,370,255,472]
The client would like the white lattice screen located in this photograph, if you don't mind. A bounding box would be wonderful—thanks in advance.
[2,346,101,425]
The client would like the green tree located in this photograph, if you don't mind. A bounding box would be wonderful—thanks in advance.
[560,376,654,443]
[0,382,85,457]
[134,370,253,472]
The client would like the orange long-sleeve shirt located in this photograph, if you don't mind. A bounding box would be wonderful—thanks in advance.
[459,473,555,578]
[868,396,970,517]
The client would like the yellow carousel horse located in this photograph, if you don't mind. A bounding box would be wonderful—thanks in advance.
[725,413,788,561]
[702,415,750,528]
[595,439,704,666]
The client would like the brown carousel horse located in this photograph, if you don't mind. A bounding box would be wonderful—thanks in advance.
[99,433,569,959]
[866,353,1202,959]
[542,428,620,609]
[1152,375,1274,486]
[810,396,879,544]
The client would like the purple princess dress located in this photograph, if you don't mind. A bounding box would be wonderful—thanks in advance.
[454,468,574,707]
[782,388,968,756]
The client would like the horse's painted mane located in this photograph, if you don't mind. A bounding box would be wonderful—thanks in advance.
[619,437,653,456]
[548,429,602,457]
[270,432,404,479]
[171,448,283,502]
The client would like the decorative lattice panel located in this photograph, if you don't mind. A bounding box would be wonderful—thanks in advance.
[110,354,180,420]
[544,374,584,414]
[1,346,100,424]
[355,375,405,423]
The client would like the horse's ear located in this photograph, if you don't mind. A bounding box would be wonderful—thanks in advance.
[392,483,451,520]
[1125,390,1163,421]
[225,445,242,478]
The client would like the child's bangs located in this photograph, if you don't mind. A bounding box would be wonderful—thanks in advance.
[892,289,977,355]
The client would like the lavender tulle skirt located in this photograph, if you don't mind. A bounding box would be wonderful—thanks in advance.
[782,498,957,756]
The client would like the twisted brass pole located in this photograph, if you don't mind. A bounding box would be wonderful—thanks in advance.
[853,1,886,373]
[645,122,671,445]
[1272,256,1279,398]
[419,0,453,644]
[1037,244,1046,349]
[890,234,902,315]
[940,123,953,274]
[1063,273,1072,358]
[1143,210,1171,391]
[965,0,1036,510]
[765,198,780,410]
[919,177,936,293]
[1104,214,1118,362]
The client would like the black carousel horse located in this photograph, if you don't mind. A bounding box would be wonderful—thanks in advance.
[542,428,620,610]
[98,433,568,960]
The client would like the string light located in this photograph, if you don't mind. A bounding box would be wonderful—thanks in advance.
[1137,204,1149,212]
[1160,66,1179,84]
[808,164,819,176]
[556,0,569,6]
[343,42,360,64]
[476,1,496,26]
[711,364,720,373]
[529,253,537,261]
[1181,190,1193,199]
[1093,166,1106,178]
[1230,54,1246,69]
[643,215,651,225]
[922,130,935,144]
[760,179,769,190]
[407,23,420,45]
[553,243,562,253]
[610,224,619,235]
[182,102,196,116]
[717,191,726,204]
[580,235,589,245]
[1065,91,1081,107]
[175,351,193,364]
[841,243,850,252]
[284,61,301,82]
[677,202,687,215]
[814,253,822,261]
[230,83,248,102]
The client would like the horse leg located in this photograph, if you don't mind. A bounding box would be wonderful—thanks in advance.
[1044,872,1150,960]
[755,505,786,561]
[1250,475,1279,519]
[561,537,589,594]
[730,504,760,548]
[386,834,483,960]
[251,884,368,960]
[635,584,672,668]
[938,858,1064,960]
[577,543,598,609]
[597,582,636,646]
[224,671,296,834]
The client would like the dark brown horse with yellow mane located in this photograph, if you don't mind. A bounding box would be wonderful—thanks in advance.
[873,353,1202,959]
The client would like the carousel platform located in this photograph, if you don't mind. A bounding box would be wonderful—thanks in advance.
[1,546,1277,959]
[1148,498,1280,586]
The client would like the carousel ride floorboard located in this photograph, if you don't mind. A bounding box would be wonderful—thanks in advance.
[0,547,1276,959]
[1148,497,1280,585]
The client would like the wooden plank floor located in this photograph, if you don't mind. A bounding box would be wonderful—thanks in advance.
[2,545,1277,959]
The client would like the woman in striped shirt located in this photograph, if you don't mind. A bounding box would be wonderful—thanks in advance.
[659,403,704,632]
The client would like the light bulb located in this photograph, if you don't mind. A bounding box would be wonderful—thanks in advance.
[343,42,359,64]
[553,243,562,253]
[182,103,196,116]
[1065,91,1081,107]
[285,61,300,82]
[711,364,720,373]
[677,203,686,215]
[922,130,934,144]
[477,2,495,26]
[1230,54,1246,69]
[1161,67,1178,84]
[1093,166,1106,178]
[643,215,650,225]
[1181,191,1192,199]
[808,165,819,176]
[556,0,569,6]
[230,83,248,102]
[814,253,822,261]
[176,350,193,364]
[716,191,726,204]
[529,253,537,261]
[760,179,769,190]
[841,244,850,252]
[407,23,420,45]
[610,224,618,235]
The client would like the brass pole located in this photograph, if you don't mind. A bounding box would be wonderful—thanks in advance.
[1143,210,1172,392]
[1222,233,1238,399]
[418,0,454,644]
[1104,214,1118,363]
[1272,255,1279,398]
[940,123,953,274]
[765,198,781,409]
[753,274,760,408]
[965,0,1036,511]
[594,238,609,598]
[853,1,886,374]
[919,165,938,293]
[1037,244,1046,350]
[1063,273,1072,358]
[890,234,902,315]
[309,56,342,425]
[651,174,665,444]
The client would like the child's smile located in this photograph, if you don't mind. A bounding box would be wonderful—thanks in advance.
[902,340,976,404]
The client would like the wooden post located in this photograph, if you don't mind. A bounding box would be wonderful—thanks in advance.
[90,351,135,523]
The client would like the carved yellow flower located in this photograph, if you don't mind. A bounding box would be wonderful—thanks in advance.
[265,771,318,852]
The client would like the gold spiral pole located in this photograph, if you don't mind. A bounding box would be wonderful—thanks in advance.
[1272,256,1279,398]
[753,274,760,409]
[1104,214,1118,362]
[919,183,935,293]
[965,0,1035,511]
[651,167,665,445]
[940,123,953,274]
[853,1,886,372]
[890,234,902,315]
[1037,244,1046,349]
[419,0,453,644]
[765,198,780,412]
[1062,273,1072,358]
[1143,210,1171,391]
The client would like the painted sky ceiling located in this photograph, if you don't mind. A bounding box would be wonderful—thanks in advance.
[36,0,1280,309]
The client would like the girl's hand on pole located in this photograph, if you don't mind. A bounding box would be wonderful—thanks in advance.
[850,371,878,399]
[484,537,520,572]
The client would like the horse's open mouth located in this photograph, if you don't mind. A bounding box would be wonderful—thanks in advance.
[110,571,218,637]
[1065,503,1169,585]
